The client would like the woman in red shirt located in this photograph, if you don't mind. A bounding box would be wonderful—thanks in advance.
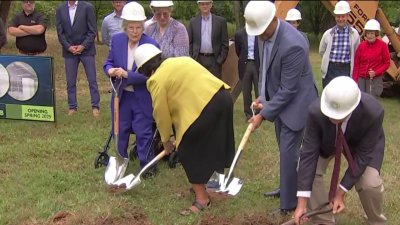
[353,19,390,97]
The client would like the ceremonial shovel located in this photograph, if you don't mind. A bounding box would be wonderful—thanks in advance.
[104,78,129,186]
[108,150,167,192]
[213,123,254,195]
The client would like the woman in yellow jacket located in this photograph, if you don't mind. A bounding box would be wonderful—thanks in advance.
[134,44,234,215]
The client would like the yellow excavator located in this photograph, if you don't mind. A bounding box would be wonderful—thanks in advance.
[222,0,400,100]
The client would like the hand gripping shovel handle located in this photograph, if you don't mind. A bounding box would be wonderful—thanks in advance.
[280,203,332,225]
[224,123,254,188]
[137,150,166,178]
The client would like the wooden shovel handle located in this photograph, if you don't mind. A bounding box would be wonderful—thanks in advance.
[238,123,254,150]
[113,96,119,136]
[224,123,254,187]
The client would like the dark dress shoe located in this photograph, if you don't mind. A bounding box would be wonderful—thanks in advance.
[206,180,220,189]
[280,207,296,215]
[142,167,157,180]
[263,188,280,198]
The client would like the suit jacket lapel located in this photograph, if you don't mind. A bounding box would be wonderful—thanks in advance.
[121,35,128,70]
[196,15,202,45]
[268,20,284,69]
[211,14,216,46]
[254,36,258,57]
[344,104,362,141]
[244,31,248,58]
[71,2,82,27]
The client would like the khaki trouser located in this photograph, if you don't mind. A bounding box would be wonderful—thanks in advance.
[308,156,387,225]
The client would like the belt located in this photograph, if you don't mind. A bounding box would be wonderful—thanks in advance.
[329,61,350,66]
[19,50,44,55]
[246,59,255,62]
[199,52,214,57]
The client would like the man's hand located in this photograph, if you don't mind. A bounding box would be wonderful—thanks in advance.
[75,45,85,54]
[294,197,308,225]
[251,98,263,111]
[331,189,346,214]
[368,69,376,78]
[108,68,117,77]
[114,68,128,78]
[249,114,263,132]
[162,140,175,155]
[68,45,78,54]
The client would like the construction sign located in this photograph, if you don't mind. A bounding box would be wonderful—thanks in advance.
[0,55,55,122]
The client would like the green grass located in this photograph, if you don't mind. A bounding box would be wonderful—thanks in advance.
[1,31,400,225]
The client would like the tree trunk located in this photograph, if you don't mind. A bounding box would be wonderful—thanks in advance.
[0,1,12,24]
[233,1,241,30]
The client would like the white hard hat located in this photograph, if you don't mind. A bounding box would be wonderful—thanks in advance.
[150,1,173,8]
[134,44,162,71]
[244,1,276,36]
[121,2,146,21]
[320,76,361,120]
[197,0,213,3]
[364,19,380,31]
[285,8,302,21]
[333,1,351,15]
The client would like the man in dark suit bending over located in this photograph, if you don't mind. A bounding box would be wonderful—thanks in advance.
[294,76,386,225]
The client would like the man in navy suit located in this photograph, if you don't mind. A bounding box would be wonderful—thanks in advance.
[244,1,318,214]
[187,0,229,79]
[55,1,100,117]
[234,28,259,120]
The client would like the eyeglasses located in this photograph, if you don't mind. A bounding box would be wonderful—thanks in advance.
[112,1,125,5]
[126,26,143,32]
[154,11,170,19]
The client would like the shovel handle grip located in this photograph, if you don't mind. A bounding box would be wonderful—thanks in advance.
[113,96,119,136]
[238,123,254,150]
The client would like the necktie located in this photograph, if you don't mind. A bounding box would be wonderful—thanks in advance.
[328,123,357,201]
[260,42,268,101]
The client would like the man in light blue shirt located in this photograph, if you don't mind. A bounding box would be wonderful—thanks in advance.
[187,0,229,79]
[101,1,126,48]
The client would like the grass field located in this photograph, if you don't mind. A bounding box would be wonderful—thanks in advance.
[0,30,399,225]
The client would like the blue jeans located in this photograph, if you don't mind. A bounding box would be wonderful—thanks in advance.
[322,62,350,88]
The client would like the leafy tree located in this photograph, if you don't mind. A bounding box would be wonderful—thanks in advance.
[378,1,400,26]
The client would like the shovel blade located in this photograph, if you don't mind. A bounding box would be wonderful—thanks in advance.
[226,178,243,196]
[126,177,141,190]
[104,157,118,185]
[113,174,135,186]
[104,156,128,185]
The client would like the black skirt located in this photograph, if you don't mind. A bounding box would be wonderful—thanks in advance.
[177,89,235,184]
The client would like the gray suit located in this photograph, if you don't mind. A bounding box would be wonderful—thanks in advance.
[258,19,318,209]
[187,13,229,78]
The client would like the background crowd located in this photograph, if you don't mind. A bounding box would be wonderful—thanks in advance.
[0,0,397,224]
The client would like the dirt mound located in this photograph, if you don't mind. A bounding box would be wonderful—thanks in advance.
[44,208,152,225]
[198,214,232,225]
[198,212,287,225]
